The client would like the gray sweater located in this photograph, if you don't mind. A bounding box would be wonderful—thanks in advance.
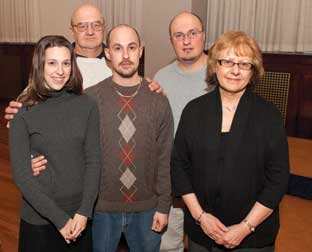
[9,89,101,229]
[86,77,174,214]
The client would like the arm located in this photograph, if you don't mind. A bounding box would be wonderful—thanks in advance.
[223,109,290,249]
[152,98,174,231]
[73,102,101,236]
[171,106,228,244]
[257,110,290,209]
[182,193,228,244]
[223,202,273,249]
[9,113,70,230]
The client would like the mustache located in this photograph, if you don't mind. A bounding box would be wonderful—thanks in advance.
[120,60,134,65]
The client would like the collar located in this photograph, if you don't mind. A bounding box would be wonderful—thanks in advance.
[73,42,106,59]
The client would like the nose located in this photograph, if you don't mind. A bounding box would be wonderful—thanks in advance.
[231,63,240,75]
[86,24,94,35]
[122,48,129,59]
[56,64,64,75]
[183,34,191,44]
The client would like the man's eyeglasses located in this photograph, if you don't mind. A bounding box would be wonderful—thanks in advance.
[71,21,104,32]
[218,59,254,70]
[172,30,202,41]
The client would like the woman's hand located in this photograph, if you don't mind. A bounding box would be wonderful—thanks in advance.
[70,214,88,240]
[200,212,228,244]
[59,218,74,244]
[222,222,251,249]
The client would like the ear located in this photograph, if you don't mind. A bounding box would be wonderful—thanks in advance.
[104,47,111,61]
[139,45,143,59]
[202,32,206,43]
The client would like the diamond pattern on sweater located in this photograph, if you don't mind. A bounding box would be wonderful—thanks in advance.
[120,168,136,189]
[117,96,137,202]
[118,114,136,143]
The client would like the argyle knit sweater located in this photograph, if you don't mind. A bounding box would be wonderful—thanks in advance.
[86,77,174,214]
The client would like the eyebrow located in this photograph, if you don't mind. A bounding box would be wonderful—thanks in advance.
[112,42,139,47]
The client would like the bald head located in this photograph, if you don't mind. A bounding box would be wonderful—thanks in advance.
[106,24,141,48]
[70,3,105,57]
[169,12,203,36]
[71,3,104,25]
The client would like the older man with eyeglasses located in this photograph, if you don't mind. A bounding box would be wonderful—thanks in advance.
[70,3,112,89]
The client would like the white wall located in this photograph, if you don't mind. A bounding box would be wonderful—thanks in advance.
[142,0,192,77]
[39,0,83,41]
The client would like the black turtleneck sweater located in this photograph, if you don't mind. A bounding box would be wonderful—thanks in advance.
[9,89,101,230]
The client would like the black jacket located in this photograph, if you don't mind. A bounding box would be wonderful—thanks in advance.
[171,86,289,249]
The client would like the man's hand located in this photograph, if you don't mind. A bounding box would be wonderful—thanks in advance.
[146,78,165,95]
[151,211,168,232]
[4,101,22,128]
[69,214,88,240]
[59,218,74,244]
[199,212,228,245]
[31,156,47,176]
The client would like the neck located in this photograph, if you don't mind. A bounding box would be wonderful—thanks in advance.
[177,53,207,73]
[219,87,246,107]
[112,72,141,87]
[74,44,103,58]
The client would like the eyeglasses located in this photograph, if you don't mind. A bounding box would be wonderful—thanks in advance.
[71,21,104,32]
[218,59,254,70]
[172,29,202,41]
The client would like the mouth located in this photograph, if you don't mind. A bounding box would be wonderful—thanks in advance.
[51,77,66,83]
[226,77,241,83]
[182,48,193,53]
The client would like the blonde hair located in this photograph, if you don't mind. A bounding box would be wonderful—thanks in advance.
[207,31,264,86]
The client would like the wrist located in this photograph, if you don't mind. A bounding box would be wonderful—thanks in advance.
[242,219,255,233]
[195,210,206,225]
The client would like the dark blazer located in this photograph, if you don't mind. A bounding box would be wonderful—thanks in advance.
[171,86,289,249]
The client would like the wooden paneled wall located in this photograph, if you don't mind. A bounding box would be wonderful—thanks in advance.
[263,53,312,138]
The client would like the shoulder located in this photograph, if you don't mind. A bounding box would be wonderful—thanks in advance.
[84,77,111,96]
[154,61,176,80]
[185,91,212,111]
[72,93,97,107]
[254,94,283,120]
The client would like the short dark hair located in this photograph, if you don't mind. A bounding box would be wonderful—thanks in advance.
[17,35,83,106]
[106,24,141,48]
[169,12,204,35]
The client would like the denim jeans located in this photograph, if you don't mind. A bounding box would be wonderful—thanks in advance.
[92,209,161,252]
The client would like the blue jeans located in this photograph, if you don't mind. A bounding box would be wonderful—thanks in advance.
[92,209,161,252]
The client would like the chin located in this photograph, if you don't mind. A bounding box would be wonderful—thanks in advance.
[180,55,198,62]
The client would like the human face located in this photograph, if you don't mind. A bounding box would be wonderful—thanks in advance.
[44,47,71,90]
[170,13,205,63]
[71,5,104,52]
[105,26,142,80]
[215,49,253,95]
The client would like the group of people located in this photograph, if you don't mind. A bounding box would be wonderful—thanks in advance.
[5,3,289,252]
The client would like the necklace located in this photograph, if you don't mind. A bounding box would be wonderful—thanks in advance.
[223,105,237,113]
[113,77,143,98]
